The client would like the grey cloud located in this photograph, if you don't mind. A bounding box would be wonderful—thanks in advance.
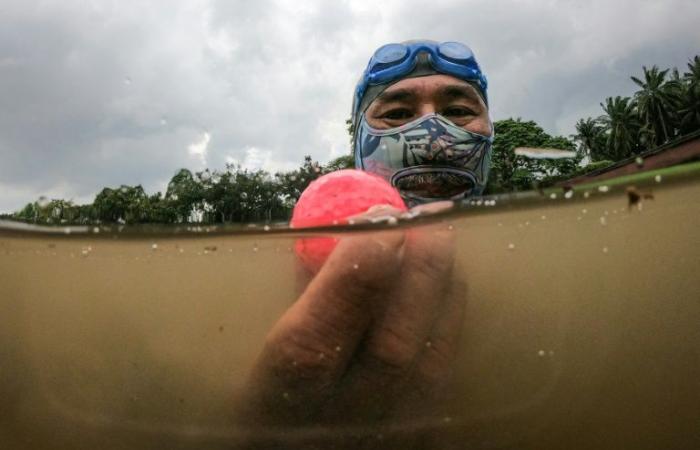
[1,0,699,212]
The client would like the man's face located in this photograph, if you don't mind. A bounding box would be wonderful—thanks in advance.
[364,74,491,136]
[362,74,492,200]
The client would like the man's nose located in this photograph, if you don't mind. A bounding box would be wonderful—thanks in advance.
[417,103,438,116]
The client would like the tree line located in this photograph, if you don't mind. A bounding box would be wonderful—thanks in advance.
[9,55,699,225]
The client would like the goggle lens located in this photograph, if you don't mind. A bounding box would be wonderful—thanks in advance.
[437,42,473,61]
[373,43,408,65]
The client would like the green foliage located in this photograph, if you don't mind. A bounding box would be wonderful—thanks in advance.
[12,154,354,225]
[486,118,579,193]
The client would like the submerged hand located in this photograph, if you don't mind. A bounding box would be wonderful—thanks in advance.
[237,202,463,445]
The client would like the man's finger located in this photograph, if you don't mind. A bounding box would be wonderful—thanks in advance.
[243,230,406,422]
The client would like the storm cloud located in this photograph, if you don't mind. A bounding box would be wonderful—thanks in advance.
[1,0,698,212]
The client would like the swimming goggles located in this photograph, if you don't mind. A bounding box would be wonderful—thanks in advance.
[353,41,488,120]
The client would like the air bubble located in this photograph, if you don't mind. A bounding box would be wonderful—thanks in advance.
[92,227,100,234]
[425,341,432,348]
[654,174,662,183]
[564,190,573,199]
[541,215,546,220]
[602,246,609,254]
[582,209,588,214]
[598,185,609,193]
[507,243,515,250]
[335,346,342,352]
[549,193,557,199]
[599,217,607,226]
[240,192,248,199]
[538,350,546,357]
[151,243,158,250]
[263,225,271,231]
[635,156,644,167]
[352,263,359,270]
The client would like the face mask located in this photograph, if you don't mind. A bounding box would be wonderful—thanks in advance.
[354,113,493,205]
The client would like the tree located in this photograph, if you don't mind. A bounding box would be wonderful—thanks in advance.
[574,117,608,161]
[599,96,640,160]
[486,118,579,193]
[631,66,679,147]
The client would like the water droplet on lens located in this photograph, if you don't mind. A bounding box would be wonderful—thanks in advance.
[602,246,609,254]
[263,225,270,231]
[549,193,557,199]
[151,243,158,250]
[252,244,258,252]
[654,174,662,183]
[37,196,50,208]
[564,190,573,199]
[541,215,546,220]
[598,185,609,193]
[635,156,644,167]
[582,209,588,214]
[507,243,515,250]
[538,350,546,357]
[335,346,342,352]
[160,117,167,126]
[352,263,359,269]
[425,340,432,348]
[599,217,607,226]
[124,77,132,85]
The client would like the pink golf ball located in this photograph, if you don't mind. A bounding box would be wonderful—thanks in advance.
[291,169,407,273]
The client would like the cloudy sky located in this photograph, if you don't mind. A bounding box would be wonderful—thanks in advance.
[1,0,699,212]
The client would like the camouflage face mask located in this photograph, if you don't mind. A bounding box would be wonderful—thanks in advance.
[354,113,493,206]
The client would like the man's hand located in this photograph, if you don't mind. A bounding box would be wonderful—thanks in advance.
[237,202,463,445]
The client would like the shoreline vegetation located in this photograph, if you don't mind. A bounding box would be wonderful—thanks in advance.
[5,56,699,225]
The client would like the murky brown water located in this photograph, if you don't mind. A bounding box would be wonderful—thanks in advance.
[1,168,699,449]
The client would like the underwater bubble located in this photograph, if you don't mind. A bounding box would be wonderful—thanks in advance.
[151,243,158,250]
[240,192,248,199]
[655,174,662,183]
[507,243,515,250]
[564,190,574,199]
[598,185,609,193]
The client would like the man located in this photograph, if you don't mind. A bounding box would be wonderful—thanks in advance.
[237,40,493,447]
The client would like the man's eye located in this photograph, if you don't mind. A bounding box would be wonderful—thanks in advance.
[443,107,474,117]
[381,109,413,120]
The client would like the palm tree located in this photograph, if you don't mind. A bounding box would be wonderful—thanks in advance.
[599,96,640,160]
[574,117,607,161]
[631,65,680,148]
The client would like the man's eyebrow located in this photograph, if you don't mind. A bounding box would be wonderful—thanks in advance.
[438,84,481,102]
[374,88,416,104]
